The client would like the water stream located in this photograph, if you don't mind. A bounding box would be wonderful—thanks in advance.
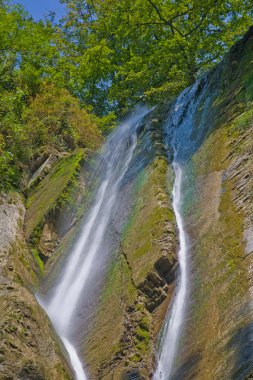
[153,162,190,379]
[36,80,211,379]
[154,78,210,379]
[37,107,149,380]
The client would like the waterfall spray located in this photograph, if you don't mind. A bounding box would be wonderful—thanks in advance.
[37,107,149,380]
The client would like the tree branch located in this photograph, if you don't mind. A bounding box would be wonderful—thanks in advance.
[146,0,175,35]
[184,14,207,37]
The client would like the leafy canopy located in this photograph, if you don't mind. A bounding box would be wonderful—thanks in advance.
[0,0,252,190]
[59,0,253,114]
[0,3,101,190]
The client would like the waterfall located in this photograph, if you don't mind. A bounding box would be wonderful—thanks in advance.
[154,79,209,379]
[37,107,149,380]
[153,162,190,380]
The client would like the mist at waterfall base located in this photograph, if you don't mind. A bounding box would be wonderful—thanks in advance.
[37,106,150,380]
[154,79,211,380]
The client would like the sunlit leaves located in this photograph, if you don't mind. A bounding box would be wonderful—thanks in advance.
[60,0,253,113]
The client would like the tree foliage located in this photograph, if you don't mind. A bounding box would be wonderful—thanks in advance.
[24,84,101,151]
[59,0,253,114]
[0,0,252,190]
[0,3,101,190]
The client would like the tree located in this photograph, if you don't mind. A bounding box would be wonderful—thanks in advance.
[0,3,102,190]
[24,83,102,152]
[60,0,253,114]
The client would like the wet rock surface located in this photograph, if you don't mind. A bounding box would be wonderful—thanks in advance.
[3,26,253,380]
[83,113,177,379]
[170,26,253,380]
[0,193,71,379]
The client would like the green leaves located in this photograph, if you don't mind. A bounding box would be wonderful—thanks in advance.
[0,132,20,190]
[24,83,102,151]
[0,0,252,118]
[0,0,252,190]
[60,0,253,113]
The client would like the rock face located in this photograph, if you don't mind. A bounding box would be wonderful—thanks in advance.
[0,141,100,379]
[167,26,253,380]
[0,193,26,256]
[82,116,178,379]
[2,26,253,380]
[25,149,85,241]
[0,193,71,379]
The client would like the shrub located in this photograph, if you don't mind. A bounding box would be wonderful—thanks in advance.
[0,133,20,190]
[24,83,102,152]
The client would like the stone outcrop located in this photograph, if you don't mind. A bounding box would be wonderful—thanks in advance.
[3,25,253,380]
[0,193,71,379]
[169,26,253,380]
[82,115,178,379]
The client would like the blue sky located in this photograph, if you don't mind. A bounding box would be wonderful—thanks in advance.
[10,0,66,21]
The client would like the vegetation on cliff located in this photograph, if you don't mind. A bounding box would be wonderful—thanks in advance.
[1,1,253,379]
[82,117,177,378]
[167,27,253,379]
[0,1,253,191]
[0,79,101,190]
[0,4,102,191]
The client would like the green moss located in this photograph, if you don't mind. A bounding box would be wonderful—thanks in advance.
[53,364,72,380]
[245,74,253,102]
[122,156,175,285]
[25,149,84,238]
[181,106,251,377]
[31,248,44,273]
[83,253,136,375]
[100,254,136,306]
[29,220,45,246]
[131,318,152,357]
[121,170,148,238]
[229,108,253,133]
[18,255,30,272]
[136,326,149,341]
[129,354,141,363]
[139,316,150,331]
[135,326,150,347]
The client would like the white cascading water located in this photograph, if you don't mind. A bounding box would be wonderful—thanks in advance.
[153,161,190,380]
[153,80,209,379]
[37,107,149,380]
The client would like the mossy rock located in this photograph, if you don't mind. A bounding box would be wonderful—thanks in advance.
[25,149,84,239]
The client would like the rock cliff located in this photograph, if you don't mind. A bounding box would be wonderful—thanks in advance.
[82,116,177,379]
[0,193,71,379]
[1,25,253,380]
[168,26,253,380]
